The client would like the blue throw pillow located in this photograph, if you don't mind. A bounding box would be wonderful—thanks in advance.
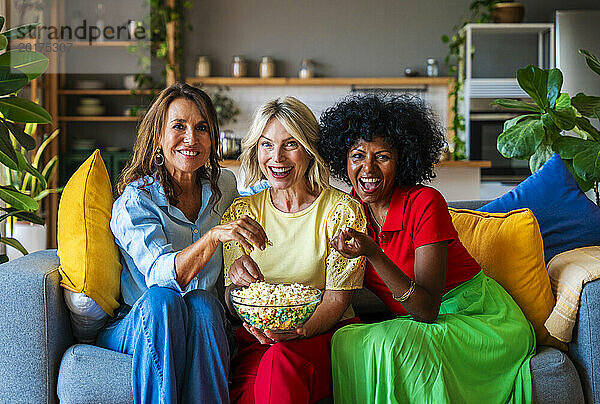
[479,153,600,263]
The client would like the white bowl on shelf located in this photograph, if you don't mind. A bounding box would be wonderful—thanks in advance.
[75,80,104,90]
[76,104,106,116]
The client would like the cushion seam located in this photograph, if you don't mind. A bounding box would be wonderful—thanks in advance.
[81,155,94,292]
[582,287,596,399]
[43,264,61,404]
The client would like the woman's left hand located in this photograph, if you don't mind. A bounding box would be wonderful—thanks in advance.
[331,227,380,259]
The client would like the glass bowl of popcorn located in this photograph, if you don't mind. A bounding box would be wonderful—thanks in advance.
[230,282,322,332]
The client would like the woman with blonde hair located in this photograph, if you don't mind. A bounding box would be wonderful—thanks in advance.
[221,96,367,404]
[97,82,269,404]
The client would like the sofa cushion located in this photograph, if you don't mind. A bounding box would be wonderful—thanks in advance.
[531,346,584,404]
[479,153,600,263]
[449,207,565,350]
[57,150,122,317]
[57,344,132,403]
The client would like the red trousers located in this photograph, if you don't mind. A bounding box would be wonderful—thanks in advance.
[229,318,359,404]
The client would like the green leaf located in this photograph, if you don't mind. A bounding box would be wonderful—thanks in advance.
[580,49,600,76]
[17,152,47,190]
[4,121,36,150]
[0,35,7,52]
[492,99,542,112]
[517,65,549,109]
[2,24,39,40]
[541,112,560,132]
[0,207,44,224]
[34,187,62,201]
[0,16,5,32]
[548,107,577,130]
[572,143,600,183]
[571,93,600,119]
[553,136,592,159]
[0,51,49,81]
[555,93,571,110]
[41,155,59,183]
[0,66,28,96]
[547,69,563,108]
[0,150,18,170]
[0,236,28,255]
[0,123,19,166]
[503,114,539,131]
[0,186,38,211]
[497,118,544,159]
[563,159,593,192]
[575,116,600,141]
[0,255,8,264]
[0,97,51,123]
[529,142,555,173]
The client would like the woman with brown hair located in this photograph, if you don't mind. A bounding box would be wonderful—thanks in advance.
[96,82,269,404]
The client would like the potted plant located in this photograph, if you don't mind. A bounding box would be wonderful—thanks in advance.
[4,127,62,259]
[0,16,54,262]
[494,49,600,204]
[442,0,518,160]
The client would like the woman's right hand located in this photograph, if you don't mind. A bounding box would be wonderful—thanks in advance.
[228,254,264,286]
[211,214,270,252]
[331,227,380,259]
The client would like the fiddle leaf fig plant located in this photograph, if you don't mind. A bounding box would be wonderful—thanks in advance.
[494,49,600,204]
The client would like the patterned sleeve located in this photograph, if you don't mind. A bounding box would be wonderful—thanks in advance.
[220,197,254,286]
[325,194,367,290]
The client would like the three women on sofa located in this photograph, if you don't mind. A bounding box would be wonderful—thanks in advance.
[104,81,536,404]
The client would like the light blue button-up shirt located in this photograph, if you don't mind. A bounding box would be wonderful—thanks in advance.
[110,169,238,307]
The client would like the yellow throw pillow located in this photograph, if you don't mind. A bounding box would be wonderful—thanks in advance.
[449,207,566,350]
[58,150,122,316]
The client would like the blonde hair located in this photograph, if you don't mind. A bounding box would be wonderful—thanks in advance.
[240,96,329,191]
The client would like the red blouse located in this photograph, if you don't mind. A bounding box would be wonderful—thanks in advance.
[356,185,481,316]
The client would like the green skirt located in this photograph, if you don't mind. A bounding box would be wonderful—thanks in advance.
[331,271,536,404]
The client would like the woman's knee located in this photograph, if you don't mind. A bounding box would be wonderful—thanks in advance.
[140,286,187,318]
[183,289,225,323]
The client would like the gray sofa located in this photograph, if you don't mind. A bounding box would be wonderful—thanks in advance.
[0,200,598,403]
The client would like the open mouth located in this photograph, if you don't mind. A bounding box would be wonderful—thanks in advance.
[178,150,199,157]
[358,177,382,193]
[269,166,293,178]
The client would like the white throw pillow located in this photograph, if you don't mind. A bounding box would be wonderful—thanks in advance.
[63,289,109,344]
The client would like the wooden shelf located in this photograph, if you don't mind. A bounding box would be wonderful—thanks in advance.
[59,89,155,95]
[187,76,455,87]
[59,116,141,122]
[221,159,491,168]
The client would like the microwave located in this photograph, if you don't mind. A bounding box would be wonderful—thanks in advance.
[468,98,531,181]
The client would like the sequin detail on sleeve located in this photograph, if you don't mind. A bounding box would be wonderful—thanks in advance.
[325,193,367,290]
[221,198,254,286]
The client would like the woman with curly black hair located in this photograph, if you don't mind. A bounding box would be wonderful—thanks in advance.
[319,94,536,404]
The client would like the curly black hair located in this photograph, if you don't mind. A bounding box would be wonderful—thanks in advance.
[318,93,446,187]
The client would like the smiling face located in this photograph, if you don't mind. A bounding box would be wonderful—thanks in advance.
[160,97,212,183]
[257,118,312,191]
[347,136,398,206]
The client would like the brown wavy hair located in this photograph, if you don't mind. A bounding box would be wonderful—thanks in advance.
[116,82,222,209]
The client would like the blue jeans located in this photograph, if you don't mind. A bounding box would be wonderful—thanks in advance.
[96,286,230,404]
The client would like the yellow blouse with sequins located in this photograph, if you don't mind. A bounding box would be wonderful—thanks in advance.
[221,187,366,320]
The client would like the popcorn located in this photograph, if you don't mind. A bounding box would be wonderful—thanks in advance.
[231,282,321,331]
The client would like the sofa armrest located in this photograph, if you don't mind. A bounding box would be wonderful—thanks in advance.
[568,278,600,404]
[0,250,75,404]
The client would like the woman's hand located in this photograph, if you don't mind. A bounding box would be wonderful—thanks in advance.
[244,323,306,344]
[243,323,275,345]
[228,254,264,286]
[331,227,380,259]
[212,214,270,252]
